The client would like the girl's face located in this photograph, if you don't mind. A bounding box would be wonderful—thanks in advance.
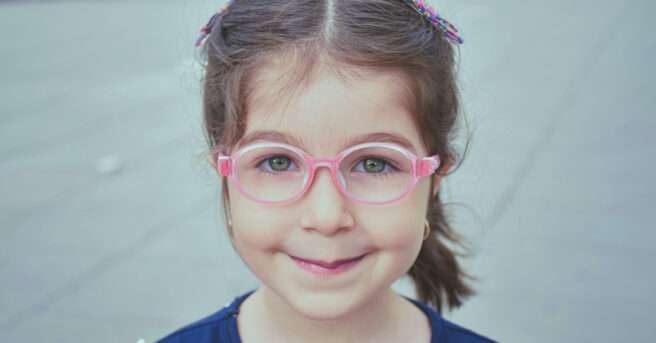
[226,63,437,320]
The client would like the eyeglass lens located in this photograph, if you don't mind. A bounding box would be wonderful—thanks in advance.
[234,145,413,203]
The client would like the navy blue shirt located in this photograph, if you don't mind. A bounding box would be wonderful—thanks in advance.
[158,290,495,343]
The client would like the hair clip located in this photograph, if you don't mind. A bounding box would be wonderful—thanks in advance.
[404,0,463,44]
[195,1,233,47]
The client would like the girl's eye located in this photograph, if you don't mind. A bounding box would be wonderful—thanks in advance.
[260,155,296,172]
[356,157,389,173]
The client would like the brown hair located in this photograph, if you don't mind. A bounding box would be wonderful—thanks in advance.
[201,0,474,313]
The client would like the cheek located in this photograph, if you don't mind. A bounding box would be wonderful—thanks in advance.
[364,178,431,248]
[227,182,291,251]
[363,179,432,281]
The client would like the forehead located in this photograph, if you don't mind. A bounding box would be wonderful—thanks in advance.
[242,59,425,156]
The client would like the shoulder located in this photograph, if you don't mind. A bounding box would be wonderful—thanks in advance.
[440,318,496,343]
[157,291,255,343]
[156,307,237,343]
[405,297,496,343]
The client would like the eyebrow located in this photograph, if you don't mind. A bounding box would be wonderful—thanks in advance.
[237,130,418,154]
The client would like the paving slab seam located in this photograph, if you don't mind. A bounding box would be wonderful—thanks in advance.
[0,194,213,331]
[0,89,179,165]
[486,0,632,230]
[1,135,189,239]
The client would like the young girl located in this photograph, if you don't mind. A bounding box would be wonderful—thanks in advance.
[160,0,494,342]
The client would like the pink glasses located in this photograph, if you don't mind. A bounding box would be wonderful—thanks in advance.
[218,142,440,205]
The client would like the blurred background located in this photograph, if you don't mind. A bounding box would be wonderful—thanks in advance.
[1,0,654,342]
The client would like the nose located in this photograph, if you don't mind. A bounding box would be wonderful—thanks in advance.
[298,166,354,236]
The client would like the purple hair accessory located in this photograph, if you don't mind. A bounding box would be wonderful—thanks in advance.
[404,0,463,44]
[195,1,233,47]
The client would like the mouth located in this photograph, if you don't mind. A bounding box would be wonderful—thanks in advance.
[289,254,367,276]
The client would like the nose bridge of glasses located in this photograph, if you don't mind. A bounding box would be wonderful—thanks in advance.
[306,157,346,190]
[307,157,340,171]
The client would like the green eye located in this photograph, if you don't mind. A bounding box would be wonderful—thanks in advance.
[268,156,291,171]
[362,158,386,173]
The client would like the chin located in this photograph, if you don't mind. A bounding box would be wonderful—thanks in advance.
[282,289,362,321]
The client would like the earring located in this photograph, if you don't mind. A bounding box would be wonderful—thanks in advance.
[423,219,431,240]
[228,219,233,236]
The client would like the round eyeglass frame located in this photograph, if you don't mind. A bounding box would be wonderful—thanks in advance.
[217,142,441,205]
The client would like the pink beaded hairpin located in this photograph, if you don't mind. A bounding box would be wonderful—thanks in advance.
[195,0,463,46]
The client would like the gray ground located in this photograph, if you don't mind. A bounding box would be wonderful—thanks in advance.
[1,0,654,342]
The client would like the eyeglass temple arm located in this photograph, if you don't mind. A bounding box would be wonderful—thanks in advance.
[217,155,232,176]
[418,155,441,177]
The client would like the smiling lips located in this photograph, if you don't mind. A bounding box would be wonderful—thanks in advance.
[297,255,364,268]
[290,254,366,275]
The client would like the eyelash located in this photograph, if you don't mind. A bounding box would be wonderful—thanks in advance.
[352,157,401,175]
[255,155,300,174]
[253,155,403,176]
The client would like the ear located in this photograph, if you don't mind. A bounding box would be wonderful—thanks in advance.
[206,153,219,174]
[432,156,455,197]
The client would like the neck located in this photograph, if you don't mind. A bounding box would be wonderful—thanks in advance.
[241,287,405,343]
